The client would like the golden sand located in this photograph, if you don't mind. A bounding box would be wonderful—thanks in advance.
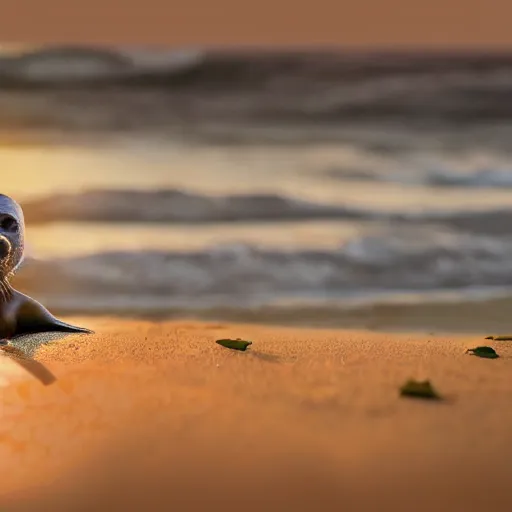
[1,318,512,511]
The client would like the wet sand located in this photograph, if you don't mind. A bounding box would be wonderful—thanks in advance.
[1,317,512,511]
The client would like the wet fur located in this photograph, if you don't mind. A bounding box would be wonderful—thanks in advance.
[0,194,92,341]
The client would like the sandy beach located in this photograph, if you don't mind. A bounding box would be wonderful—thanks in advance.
[0,318,511,511]
[4,43,512,512]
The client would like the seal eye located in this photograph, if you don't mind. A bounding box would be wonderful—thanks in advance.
[0,215,17,233]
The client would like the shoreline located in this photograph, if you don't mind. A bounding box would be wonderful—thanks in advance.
[15,293,512,334]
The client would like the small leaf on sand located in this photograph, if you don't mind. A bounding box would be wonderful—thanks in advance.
[215,338,253,351]
[486,335,512,341]
[466,346,499,359]
[399,379,441,400]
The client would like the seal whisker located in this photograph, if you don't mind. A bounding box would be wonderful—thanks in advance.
[0,279,10,303]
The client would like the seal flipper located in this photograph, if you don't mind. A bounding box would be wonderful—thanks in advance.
[32,316,93,335]
[12,292,93,338]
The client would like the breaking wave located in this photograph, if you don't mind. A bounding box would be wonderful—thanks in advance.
[6,49,512,132]
[19,188,512,236]
[20,189,375,224]
[13,227,512,314]
[327,167,512,189]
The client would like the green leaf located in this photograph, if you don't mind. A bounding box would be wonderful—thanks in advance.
[466,346,499,359]
[215,338,253,351]
[485,335,512,341]
[399,379,441,400]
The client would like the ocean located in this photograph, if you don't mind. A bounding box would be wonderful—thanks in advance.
[3,47,512,328]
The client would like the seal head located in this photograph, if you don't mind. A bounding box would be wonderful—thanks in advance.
[0,194,92,341]
[0,194,24,277]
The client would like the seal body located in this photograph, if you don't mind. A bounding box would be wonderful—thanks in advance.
[0,194,91,341]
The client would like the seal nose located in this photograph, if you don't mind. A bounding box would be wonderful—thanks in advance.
[0,236,11,260]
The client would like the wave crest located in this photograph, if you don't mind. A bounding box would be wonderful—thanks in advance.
[20,189,368,224]
[13,228,512,308]
[19,188,512,236]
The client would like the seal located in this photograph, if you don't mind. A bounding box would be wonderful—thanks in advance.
[0,194,92,341]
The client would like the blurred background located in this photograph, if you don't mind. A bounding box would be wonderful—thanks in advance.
[3,34,512,330]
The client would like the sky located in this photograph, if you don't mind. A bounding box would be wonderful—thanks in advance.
[2,0,512,49]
